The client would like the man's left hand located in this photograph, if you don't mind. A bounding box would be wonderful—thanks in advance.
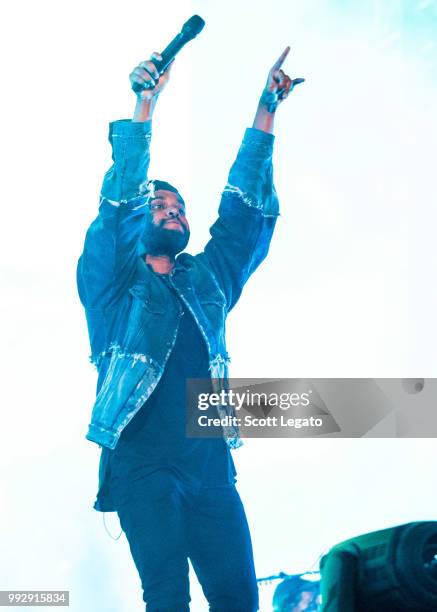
[260,46,305,112]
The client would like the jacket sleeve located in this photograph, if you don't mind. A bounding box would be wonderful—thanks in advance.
[196,127,279,312]
[77,119,152,310]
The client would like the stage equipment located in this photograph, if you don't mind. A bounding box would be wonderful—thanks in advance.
[272,573,320,611]
[320,521,437,611]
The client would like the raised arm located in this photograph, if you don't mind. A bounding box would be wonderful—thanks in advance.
[76,53,173,310]
[197,48,304,311]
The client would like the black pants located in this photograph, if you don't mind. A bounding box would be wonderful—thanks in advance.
[110,468,259,611]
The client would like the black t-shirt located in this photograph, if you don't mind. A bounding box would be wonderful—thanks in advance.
[106,274,237,488]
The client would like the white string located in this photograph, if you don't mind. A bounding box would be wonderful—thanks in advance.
[102,512,123,540]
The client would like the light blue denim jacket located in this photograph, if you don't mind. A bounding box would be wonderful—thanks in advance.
[77,119,279,482]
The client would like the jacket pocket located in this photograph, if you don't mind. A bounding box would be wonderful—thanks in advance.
[122,285,166,349]
[197,286,227,309]
[128,284,165,314]
[197,292,227,342]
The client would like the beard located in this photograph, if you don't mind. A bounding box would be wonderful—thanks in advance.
[140,217,190,258]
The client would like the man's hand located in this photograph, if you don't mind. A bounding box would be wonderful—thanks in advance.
[260,46,305,112]
[130,52,173,102]
[253,46,304,134]
[131,52,174,122]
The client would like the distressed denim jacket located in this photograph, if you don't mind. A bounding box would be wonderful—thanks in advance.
[77,119,279,508]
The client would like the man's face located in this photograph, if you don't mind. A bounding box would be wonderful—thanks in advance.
[141,188,190,257]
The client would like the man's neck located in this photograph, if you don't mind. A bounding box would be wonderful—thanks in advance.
[144,253,175,275]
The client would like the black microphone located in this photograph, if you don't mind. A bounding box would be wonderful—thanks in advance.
[132,15,205,93]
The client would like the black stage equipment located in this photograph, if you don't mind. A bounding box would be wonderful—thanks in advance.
[320,521,437,611]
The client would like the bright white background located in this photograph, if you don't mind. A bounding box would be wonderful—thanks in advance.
[1,0,436,610]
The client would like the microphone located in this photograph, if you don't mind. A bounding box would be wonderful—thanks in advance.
[132,15,205,93]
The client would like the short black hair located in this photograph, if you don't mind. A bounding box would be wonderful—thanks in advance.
[150,180,184,204]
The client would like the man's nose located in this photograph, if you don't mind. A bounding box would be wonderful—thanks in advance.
[165,207,179,218]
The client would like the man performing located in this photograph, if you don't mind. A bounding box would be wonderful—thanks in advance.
[77,45,303,611]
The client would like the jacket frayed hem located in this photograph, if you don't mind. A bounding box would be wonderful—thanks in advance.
[222,183,263,210]
[89,342,161,370]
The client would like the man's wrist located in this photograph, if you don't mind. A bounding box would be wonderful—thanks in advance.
[133,95,159,122]
[252,102,276,134]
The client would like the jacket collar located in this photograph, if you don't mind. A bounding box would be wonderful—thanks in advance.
[135,253,192,284]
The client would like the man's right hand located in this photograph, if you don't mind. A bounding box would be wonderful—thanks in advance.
[129,52,174,101]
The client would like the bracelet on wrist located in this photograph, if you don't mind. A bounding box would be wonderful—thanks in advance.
[259,90,278,113]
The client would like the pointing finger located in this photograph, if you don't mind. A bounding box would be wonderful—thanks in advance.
[271,46,290,72]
